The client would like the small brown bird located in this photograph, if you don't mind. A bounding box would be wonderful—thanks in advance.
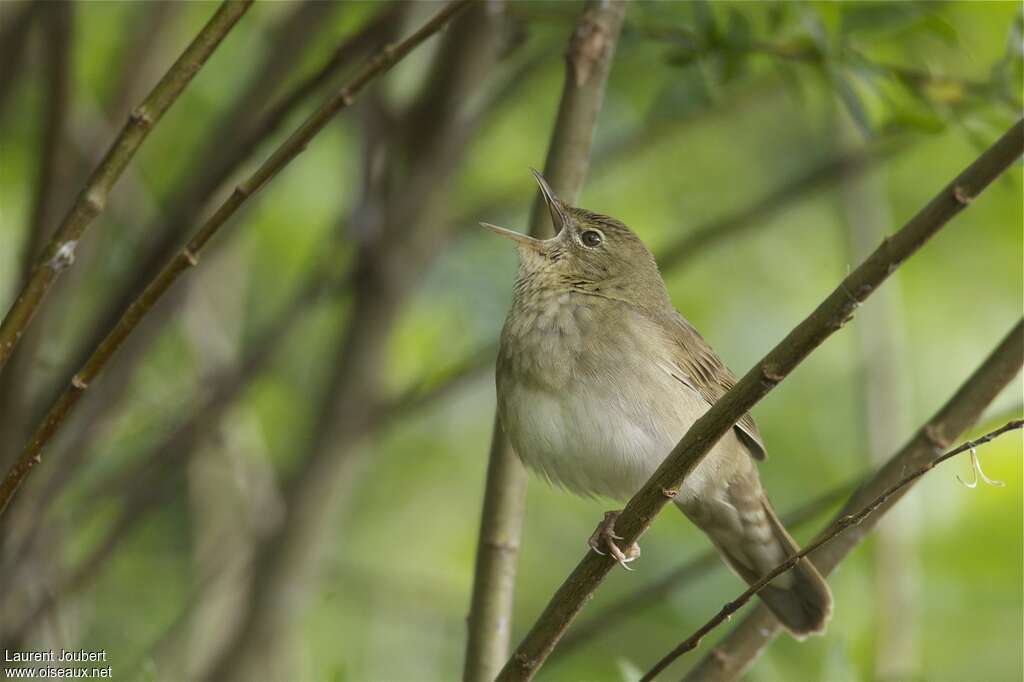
[483,170,832,637]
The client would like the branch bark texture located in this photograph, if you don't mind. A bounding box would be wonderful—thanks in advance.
[682,318,1024,682]
[496,119,1024,681]
[0,0,253,372]
[0,0,474,516]
[464,3,627,680]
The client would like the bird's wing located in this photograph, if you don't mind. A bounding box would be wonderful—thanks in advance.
[664,313,767,460]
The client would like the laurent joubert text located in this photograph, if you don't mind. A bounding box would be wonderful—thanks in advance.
[4,650,111,679]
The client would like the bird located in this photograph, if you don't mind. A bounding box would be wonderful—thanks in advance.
[481,169,832,638]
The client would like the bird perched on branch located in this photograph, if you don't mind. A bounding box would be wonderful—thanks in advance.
[482,170,832,637]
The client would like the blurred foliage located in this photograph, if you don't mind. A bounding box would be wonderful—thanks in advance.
[0,1,1021,681]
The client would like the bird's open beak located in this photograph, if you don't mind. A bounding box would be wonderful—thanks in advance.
[530,167,567,234]
[479,222,546,254]
[479,169,567,253]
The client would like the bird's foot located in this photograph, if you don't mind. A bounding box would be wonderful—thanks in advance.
[588,510,640,570]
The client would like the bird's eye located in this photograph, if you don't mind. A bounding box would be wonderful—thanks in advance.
[580,230,603,247]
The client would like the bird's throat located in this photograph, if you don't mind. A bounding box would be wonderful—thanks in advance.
[500,282,597,389]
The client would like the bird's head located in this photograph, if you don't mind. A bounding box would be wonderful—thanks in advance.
[481,169,665,305]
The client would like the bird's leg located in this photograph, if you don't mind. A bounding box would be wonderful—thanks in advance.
[588,510,640,570]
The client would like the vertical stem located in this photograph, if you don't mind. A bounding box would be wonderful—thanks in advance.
[463,2,628,680]
[0,0,74,471]
[464,419,529,681]
[838,115,919,679]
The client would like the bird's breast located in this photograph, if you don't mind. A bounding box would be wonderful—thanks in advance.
[496,289,714,500]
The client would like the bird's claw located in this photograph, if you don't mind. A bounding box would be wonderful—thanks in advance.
[588,510,640,570]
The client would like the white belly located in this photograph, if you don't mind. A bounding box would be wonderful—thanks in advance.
[499,366,726,503]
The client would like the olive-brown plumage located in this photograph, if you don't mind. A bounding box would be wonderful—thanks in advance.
[484,170,832,637]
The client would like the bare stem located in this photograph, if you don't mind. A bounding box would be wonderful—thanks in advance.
[496,119,1024,681]
[0,0,474,516]
[642,418,1023,680]
[464,3,628,680]
[0,0,253,372]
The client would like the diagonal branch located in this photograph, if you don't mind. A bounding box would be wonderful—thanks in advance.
[0,0,253,372]
[645,418,1023,680]
[0,0,474,516]
[682,318,1024,681]
[496,119,1024,681]
[551,477,856,661]
[464,3,628,680]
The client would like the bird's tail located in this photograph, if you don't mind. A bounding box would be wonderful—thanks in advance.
[681,494,833,638]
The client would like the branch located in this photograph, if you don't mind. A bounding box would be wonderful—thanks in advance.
[0,0,253,372]
[682,318,1024,682]
[644,419,1023,680]
[0,0,474,516]
[496,119,1024,681]
[464,3,628,680]
[551,478,855,661]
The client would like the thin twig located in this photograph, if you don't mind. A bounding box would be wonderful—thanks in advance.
[0,0,253,372]
[642,419,1023,681]
[496,120,1024,681]
[0,0,474,516]
[464,3,629,680]
[681,319,1024,682]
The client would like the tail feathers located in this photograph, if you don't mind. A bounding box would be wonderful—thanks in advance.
[684,495,833,638]
[755,560,832,638]
[727,498,832,638]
